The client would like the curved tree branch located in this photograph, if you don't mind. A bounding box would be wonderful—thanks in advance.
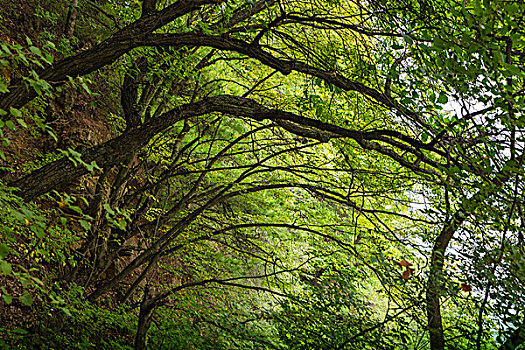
[10,94,442,201]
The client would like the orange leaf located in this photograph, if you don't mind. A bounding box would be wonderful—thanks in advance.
[461,283,472,292]
[397,259,413,267]
[402,269,414,279]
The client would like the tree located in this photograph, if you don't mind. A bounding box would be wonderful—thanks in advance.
[0,0,524,349]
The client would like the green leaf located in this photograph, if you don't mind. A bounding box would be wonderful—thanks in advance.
[85,161,101,172]
[31,225,46,239]
[9,107,22,118]
[69,205,83,215]
[5,120,14,130]
[103,203,115,215]
[391,42,404,50]
[45,40,56,49]
[433,36,445,49]
[1,43,12,55]
[0,81,8,93]
[46,128,58,142]
[437,93,448,104]
[117,219,126,230]
[0,260,12,275]
[29,46,42,58]
[79,219,91,231]
[44,53,53,64]
[505,64,521,76]
[504,4,519,14]
[19,293,33,306]
[81,82,92,94]
[2,293,13,305]
[17,119,27,128]
[0,244,9,259]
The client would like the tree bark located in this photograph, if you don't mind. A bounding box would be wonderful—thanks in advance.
[10,94,444,201]
[9,102,189,200]
[134,286,159,350]
[64,0,79,38]
[426,221,461,350]
[426,168,516,350]
[141,0,157,17]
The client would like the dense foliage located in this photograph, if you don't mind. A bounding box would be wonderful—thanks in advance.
[0,0,524,349]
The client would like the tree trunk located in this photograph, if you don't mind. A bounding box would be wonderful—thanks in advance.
[7,95,305,200]
[65,0,79,38]
[425,168,515,350]
[134,286,159,350]
[9,104,186,200]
